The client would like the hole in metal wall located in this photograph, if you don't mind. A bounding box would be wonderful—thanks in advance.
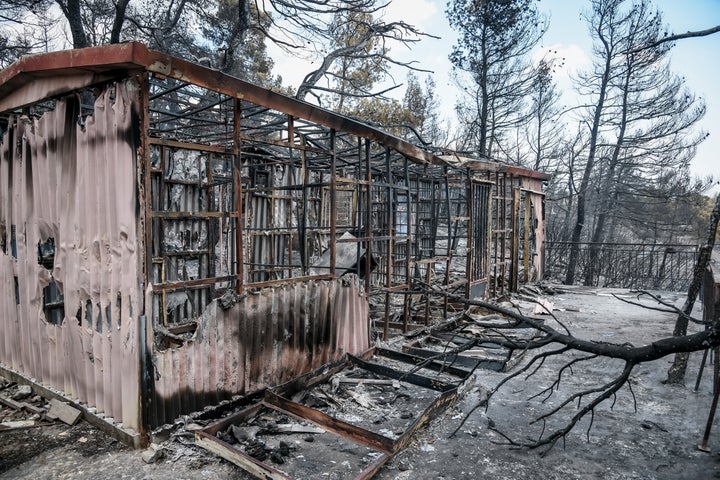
[38,238,64,325]
[83,301,107,334]
[10,225,17,258]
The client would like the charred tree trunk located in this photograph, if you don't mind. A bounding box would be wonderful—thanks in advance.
[56,0,89,48]
[565,30,613,285]
[666,193,720,384]
[110,0,130,44]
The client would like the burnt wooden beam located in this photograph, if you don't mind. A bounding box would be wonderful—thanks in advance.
[263,391,395,454]
[195,430,291,480]
[374,347,471,379]
[347,354,454,392]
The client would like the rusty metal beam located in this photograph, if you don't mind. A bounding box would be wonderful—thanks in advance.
[195,429,292,480]
[401,342,504,371]
[346,354,454,392]
[147,137,232,154]
[263,391,396,453]
[330,129,337,277]
[443,155,552,181]
[270,355,352,399]
[195,403,391,480]
[374,347,471,379]
[510,187,521,292]
[393,388,457,452]
[0,43,447,166]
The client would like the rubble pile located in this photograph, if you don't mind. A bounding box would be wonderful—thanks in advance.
[0,375,83,431]
[0,377,48,429]
[295,366,439,438]
[214,406,383,478]
[191,298,550,479]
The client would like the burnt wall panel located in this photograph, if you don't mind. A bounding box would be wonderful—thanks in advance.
[148,278,368,427]
[0,79,142,431]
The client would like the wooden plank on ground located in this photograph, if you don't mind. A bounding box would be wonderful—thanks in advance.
[20,402,45,414]
[0,396,24,410]
[0,420,36,430]
[195,431,291,480]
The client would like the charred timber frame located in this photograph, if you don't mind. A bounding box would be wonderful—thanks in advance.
[0,43,549,442]
[0,43,550,311]
[195,348,459,479]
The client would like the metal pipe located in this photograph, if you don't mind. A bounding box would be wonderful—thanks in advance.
[699,346,720,452]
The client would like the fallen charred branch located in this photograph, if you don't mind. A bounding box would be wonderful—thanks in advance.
[408,288,720,453]
[613,290,707,326]
[442,293,719,364]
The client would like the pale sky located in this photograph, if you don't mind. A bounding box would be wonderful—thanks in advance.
[269,0,720,191]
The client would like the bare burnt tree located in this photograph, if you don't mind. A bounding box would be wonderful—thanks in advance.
[133,0,434,103]
[196,0,277,82]
[0,0,57,65]
[1,0,203,53]
[122,0,209,56]
[565,0,629,285]
[666,193,720,384]
[401,72,447,146]
[580,1,706,286]
[447,0,546,159]
[55,0,89,47]
[565,0,706,285]
[292,5,432,104]
[543,126,590,280]
[1,0,431,108]
[521,55,564,171]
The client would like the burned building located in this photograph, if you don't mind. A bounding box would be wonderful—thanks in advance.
[0,43,549,444]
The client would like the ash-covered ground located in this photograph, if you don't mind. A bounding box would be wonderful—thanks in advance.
[2,285,719,480]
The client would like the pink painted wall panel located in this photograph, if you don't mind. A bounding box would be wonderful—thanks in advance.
[0,79,142,431]
[148,278,369,427]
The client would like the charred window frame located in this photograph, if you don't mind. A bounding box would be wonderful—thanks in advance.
[38,238,64,325]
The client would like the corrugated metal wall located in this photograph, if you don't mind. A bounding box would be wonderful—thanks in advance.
[148,278,368,427]
[0,80,143,431]
[0,48,548,439]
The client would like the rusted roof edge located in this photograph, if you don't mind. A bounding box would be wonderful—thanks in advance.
[135,45,445,167]
[0,42,146,102]
[440,154,552,181]
[0,42,448,167]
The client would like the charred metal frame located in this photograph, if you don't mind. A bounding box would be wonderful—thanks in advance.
[0,43,548,440]
[0,44,549,334]
[196,347,460,479]
[140,69,506,340]
[460,161,549,297]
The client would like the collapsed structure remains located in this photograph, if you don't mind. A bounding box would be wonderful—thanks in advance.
[0,43,549,443]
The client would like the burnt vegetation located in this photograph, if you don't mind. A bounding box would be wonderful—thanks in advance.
[410,191,718,452]
[1,0,720,464]
[438,289,717,453]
